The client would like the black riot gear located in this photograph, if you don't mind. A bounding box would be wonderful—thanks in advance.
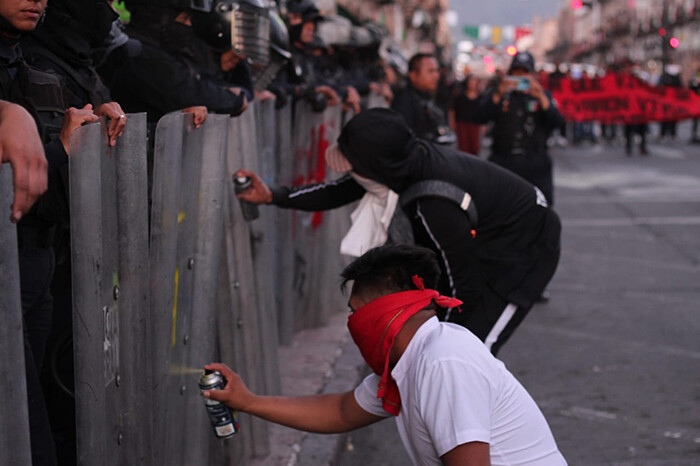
[125,0,270,66]
[190,0,270,65]
[253,10,291,92]
[44,0,119,48]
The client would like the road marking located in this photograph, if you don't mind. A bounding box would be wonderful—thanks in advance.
[649,145,686,159]
[524,324,700,360]
[558,195,700,204]
[560,406,617,421]
[559,251,700,272]
[563,216,700,227]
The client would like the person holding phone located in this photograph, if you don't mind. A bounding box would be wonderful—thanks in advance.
[475,51,563,208]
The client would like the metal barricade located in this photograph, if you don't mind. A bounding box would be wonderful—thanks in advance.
[68,113,152,465]
[148,113,229,466]
[0,167,32,466]
[4,101,365,465]
[289,102,352,329]
[273,102,295,345]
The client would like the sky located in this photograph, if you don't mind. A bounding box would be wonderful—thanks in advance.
[450,0,563,27]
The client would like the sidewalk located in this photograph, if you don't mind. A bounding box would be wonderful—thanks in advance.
[249,310,366,466]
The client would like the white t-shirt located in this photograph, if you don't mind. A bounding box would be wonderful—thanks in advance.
[354,317,567,466]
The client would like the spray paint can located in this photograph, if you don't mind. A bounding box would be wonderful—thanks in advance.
[199,370,239,439]
[233,175,260,221]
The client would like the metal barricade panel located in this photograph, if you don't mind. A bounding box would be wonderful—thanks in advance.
[69,114,152,465]
[224,107,272,459]
[289,103,351,329]
[273,102,295,346]
[150,113,230,466]
[0,167,32,466]
[69,120,109,465]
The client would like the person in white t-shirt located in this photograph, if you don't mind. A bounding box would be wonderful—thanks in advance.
[204,244,567,465]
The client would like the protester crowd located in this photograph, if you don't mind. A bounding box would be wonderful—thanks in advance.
[0,0,573,464]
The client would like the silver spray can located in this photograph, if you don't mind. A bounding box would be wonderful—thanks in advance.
[199,370,239,439]
[233,175,260,221]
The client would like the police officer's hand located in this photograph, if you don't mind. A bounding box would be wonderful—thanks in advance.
[315,85,340,106]
[525,78,551,111]
[0,102,48,223]
[94,102,127,147]
[228,88,248,115]
[233,169,272,204]
[202,363,255,412]
[181,106,207,129]
[59,104,100,155]
[342,86,361,115]
[254,89,277,102]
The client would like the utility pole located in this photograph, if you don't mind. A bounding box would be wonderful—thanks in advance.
[661,0,669,73]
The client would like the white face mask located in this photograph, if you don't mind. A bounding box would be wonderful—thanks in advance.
[350,172,390,198]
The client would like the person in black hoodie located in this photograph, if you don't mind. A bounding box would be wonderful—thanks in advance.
[235,108,561,355]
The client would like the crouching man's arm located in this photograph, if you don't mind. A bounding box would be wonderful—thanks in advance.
[203,363,385,434]
[441,442,491,466]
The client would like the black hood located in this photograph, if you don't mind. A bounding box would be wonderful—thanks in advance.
[337,108,423,192]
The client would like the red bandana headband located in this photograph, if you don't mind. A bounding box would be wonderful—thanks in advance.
[347,276,462,416]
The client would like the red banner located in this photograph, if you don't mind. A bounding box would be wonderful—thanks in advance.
[547,73,700,124]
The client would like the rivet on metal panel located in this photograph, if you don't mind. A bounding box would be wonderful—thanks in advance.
[187,258,195,270]
[113,285,119,301]
[183,334,189,345]
[237,318,243,328]
[233,281,240,289]
[180,385,187,395]
[117,432,123,445]
[116,374,121,387]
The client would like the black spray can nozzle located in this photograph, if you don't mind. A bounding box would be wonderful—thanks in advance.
[233,175,260,221]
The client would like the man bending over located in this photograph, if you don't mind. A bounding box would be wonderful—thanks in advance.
[204,244,567,465]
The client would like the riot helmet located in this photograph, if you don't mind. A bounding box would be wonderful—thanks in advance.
[253,10,291,91]
[190,0,270,66]
[42,0,119,48]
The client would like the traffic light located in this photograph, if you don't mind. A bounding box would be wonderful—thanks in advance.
[506,45,518,56]
[570,0,592,10]
[669,37,679,48]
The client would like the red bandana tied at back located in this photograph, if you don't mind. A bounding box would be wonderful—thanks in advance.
[347,275,462,416]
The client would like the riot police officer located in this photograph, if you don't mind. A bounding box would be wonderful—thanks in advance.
[476,51,564,206]
[391,53,455,146]
[101,0,270,122]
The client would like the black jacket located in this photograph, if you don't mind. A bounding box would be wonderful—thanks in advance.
[99,18,246,122]
[271,108,561,313]
[391,84,448,143]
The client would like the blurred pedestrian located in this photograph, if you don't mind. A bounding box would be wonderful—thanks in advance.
[204,244,567,466]
[658,64,682,142]
[688,66,700,143]
[452,73,482,155]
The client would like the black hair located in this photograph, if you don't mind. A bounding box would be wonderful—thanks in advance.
[340,244,441,299]
[408,53,435,74]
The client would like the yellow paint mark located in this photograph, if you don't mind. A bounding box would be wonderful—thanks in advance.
[172,267,179,347]
[177,211,186,224]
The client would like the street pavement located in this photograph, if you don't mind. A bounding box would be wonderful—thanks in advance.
[335,122,700,466]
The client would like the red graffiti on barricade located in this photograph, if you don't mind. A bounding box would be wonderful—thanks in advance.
[292,120,332,230]
[547,73,700,124]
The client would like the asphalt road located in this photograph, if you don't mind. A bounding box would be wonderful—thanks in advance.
[337,122,700,466]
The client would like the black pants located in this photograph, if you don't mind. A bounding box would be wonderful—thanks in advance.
[446,284,532,357]
[19,241,58,466]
